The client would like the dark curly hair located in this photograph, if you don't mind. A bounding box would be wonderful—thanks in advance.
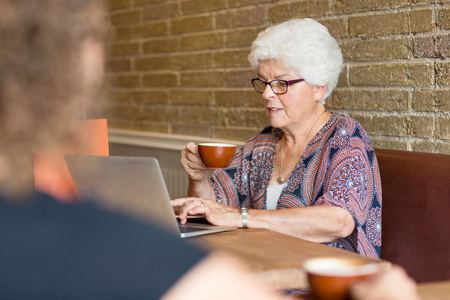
[0,0,107,197]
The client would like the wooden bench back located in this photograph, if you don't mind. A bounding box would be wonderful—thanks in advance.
[375,149,450,283]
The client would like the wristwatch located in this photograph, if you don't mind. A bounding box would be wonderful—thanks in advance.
[239,207,249,228]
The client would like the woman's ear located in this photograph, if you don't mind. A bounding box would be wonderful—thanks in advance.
[314,85,327,102]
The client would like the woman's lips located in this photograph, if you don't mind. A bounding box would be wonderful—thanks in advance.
[267,107,283,113]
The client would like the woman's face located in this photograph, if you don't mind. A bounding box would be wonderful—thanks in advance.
[257,59,320,133]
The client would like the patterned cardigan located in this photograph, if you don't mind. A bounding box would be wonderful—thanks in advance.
[210,113,382,259]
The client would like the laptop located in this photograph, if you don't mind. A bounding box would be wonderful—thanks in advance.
[64,155,237,238]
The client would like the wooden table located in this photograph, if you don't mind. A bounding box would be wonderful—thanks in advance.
[192,228,450,299]
[417,281,450,300]
[191,228,386,291]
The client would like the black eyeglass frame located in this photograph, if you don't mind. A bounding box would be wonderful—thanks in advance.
[251,78,305,95]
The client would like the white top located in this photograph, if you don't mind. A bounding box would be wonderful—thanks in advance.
[266,184,286,210]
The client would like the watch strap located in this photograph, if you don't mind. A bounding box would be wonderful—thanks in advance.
[239,207,248,228]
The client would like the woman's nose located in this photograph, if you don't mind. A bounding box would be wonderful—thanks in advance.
[262,84,276,99]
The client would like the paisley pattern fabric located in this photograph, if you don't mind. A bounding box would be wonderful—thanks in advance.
[210,113,382,260]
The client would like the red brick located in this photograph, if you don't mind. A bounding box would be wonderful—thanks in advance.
[334,0,410,14]
[143,2,179,21]
[269,1,330,23]
[143,73,178,87]
[217,7,265,29]
[171,90,213,105]
[181,32,224,51]
[134,90,169,104]
[226,27,264,48]
[332,89,410,111]
[182,0,227,15]
[133,21,168,38]
[225,69,255,88]
[143,37,179,53]
[171,16,213,34]
[215,49,250,68]
[109,74,140,88]
[349,63,434,86]
[107,58,132,72]
[109,0,131,11]
[215,90,262,107]
[180,71,225,87]
[172,52,215,70]
[413,90,450,112]
[110,9,140,26]
[340,38,413,61]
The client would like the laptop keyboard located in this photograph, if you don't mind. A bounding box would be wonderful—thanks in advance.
[178,224,211,233]
[177,217,214,233]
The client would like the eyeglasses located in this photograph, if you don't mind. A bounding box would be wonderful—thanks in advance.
[251,78,305,95]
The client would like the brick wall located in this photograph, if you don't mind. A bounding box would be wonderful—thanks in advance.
[105,0,450,154]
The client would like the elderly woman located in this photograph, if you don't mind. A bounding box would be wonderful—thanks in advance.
[175,18,381,261]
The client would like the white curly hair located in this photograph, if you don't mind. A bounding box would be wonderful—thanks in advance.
[248,18,343,103]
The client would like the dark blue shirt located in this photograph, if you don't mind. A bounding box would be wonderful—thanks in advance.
[0,193,206,299]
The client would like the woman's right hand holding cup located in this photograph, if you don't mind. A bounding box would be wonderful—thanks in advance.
[181,142,208,182]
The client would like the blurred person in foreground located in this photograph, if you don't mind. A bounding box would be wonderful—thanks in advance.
[350,265,420,300]
[174,18,382,296]
[0,1,283,299]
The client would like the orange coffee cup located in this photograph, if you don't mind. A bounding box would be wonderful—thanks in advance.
[304,257,378,300]
[198,143,236,169]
